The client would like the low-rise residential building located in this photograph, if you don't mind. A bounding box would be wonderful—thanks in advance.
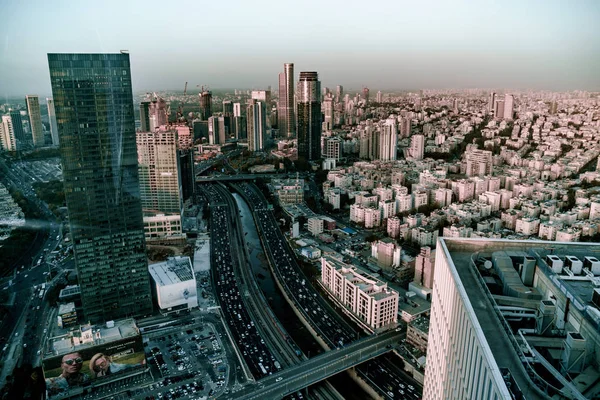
[308,217,324,236]
[321,257,399,331]
[407,316,429,353]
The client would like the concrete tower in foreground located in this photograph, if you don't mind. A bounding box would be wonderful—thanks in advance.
[425,238,595,400]
[48,53,152,323]
[297,71,321,161]
[26,95,45,147]
[278,63,295,138]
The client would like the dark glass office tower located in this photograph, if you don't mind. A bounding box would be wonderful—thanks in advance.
[9,110,27,149]
[199,89,212,121]
[297,71,322,161]
[277,63,295,138]
[140,101,151,131]
[48,53,153,323]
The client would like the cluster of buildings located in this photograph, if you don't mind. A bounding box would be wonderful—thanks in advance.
[0,94,59,151]
[316,90,600,251]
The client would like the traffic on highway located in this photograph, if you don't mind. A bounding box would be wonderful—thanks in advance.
[200,184,280,380]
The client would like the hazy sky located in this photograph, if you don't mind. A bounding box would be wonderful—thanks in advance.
[1,0,599,98]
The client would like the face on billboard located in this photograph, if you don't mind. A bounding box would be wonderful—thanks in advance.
[43,336,146,397]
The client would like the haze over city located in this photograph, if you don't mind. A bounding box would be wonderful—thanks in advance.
[2,1,600,400]
[1,0,600,98]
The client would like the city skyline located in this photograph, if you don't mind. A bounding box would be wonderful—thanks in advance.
[1,0,600,98]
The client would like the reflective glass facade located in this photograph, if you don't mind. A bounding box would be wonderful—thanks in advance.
[48,53,153,323]
[297,71,321,161]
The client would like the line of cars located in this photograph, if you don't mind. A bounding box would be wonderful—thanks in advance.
[234,182,355,349]
[201,184,279,381]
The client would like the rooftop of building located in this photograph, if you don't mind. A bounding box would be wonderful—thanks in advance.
[58,302,76,315]
[324,256,398,300]
[58,284,80,299]
[409,316,430,334]
[440,237,600,400]
[46,318,140,358]
[149,256,194,286]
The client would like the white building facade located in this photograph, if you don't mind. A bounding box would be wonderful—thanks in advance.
[321,257,398,331]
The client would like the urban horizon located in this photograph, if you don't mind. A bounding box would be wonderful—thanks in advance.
[2,1,600,400]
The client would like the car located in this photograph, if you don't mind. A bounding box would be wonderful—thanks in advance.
[276,377,283,382]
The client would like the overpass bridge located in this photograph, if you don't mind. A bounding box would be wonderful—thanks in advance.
[224,330,402,400]
[196,173,288,182]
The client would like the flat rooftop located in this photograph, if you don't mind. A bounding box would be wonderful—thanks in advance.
[47,318,139,358]
[441,238,600,400]
[149,256,194,286]
[410,316,430,334]
[325,257,397,300]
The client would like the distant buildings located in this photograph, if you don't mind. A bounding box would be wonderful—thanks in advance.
[47,98,59,146]
[140,100,151,132]
[504,94,514,120]
[323,137,342,160]
[0,115,16,151]
[297,71,322,161]
[278,63,295,138]
[48,52,153,322]
[465,148,493,177]
[408,134,424,160]
[208,115,226,144]
[379,117,398,161]
[322,96,334,131]
[149,96,169,129]
[9,110,26,149]
[489,92,496,113]
[362,87,370,104]
[199,88,212,121]
[246,99,267,152]
[26,95,44,147]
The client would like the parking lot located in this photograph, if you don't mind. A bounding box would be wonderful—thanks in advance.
[142,322,228,399]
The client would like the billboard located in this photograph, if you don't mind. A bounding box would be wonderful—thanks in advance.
[43,336,146,398]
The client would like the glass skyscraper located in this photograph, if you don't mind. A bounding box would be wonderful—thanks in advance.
[297,71,322,161]
[48,53,153,323]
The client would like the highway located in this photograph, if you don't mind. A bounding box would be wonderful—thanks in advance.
[218,184,342,400]
[195,173,289,182]
[201,183,280,381]
[201,183,341,400]
[231,182,423,400]
[227,330,402,400]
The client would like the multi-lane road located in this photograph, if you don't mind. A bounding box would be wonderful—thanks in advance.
[201,183,343,400]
